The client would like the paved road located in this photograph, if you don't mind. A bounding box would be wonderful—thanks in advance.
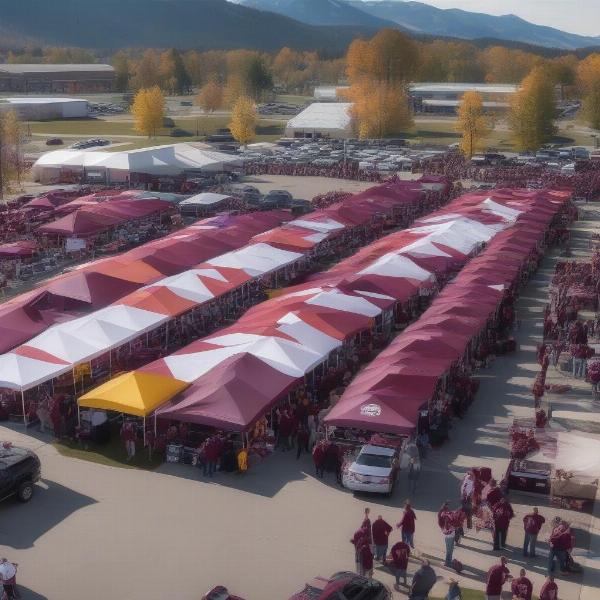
[1,206,600,600]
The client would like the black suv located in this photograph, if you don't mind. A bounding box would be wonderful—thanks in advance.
[0,445,41,503]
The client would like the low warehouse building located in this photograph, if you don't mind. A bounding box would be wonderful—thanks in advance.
[0,97,89,120]
[285,102,353,139]
[0,64,115,94]
[32,143,244,184]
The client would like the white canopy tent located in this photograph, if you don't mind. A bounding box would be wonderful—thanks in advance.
[32,143,244,184]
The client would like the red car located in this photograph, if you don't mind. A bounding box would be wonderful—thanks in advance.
[201,586,245,600]
[289,572,391,600]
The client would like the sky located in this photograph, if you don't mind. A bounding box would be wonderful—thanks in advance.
[381,1,600,37]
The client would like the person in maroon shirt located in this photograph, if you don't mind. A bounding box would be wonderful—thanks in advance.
[485,479,503,507]
[361,507,372,546]
[485,556,511,600]
[540,575,559,600]
[389,540,410,590]
[492,498,514,551]
[437,501,452,529]
[350,526,368,572]
[295,425,309,460]
[523,507,545,557]
[371,515,392,561]
[548,519,572,574]
[511,568,533,600]
[277,409,292,451]
[312,442,325,478]
[358,540,374,577]
[397,501,416,548]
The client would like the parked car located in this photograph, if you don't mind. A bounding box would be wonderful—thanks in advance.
[201,586,245,600]
[46,138,63,146]
[0,445,41,503]
[342,444,400,496]
[289,572,391,600]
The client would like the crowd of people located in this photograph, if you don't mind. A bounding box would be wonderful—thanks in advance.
[348,502,564,599]
[244,161,384,182]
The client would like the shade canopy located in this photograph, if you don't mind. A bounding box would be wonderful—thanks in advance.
[79,371,189,417]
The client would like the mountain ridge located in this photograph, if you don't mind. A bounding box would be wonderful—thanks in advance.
[237,0,600,50]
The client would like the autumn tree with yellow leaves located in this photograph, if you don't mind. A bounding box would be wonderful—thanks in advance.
[350,83,413,139]
[578,54,600,130]
[509,67,556,151]
[229,96,258,147]
[456,91,489,158]
[346,29,416,139]
[0,110,25,199]
[132,86,165,138]
[197,81,223,114]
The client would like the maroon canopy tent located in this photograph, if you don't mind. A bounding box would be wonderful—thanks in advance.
[156,353,297,431]
[0,240,37,258]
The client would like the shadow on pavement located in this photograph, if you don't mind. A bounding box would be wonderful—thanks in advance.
[0,479,97,550]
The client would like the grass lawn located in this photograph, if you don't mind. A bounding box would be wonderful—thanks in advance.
[53,430,163,471]
[28,116,286,145]
[275,93,312,106]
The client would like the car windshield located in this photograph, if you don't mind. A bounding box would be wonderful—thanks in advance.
[355,453,392,468]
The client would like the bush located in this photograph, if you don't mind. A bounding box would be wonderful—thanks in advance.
[170,128,192,137]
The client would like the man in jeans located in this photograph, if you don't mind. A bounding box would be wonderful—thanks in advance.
[523,507,545,557]
[492,498,514,551]
[390,539,410,590]
[548,519,572,574]
[397,500,417,548]
[371,515,392,562]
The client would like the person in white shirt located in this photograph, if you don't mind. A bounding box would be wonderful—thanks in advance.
[0,558,17,599]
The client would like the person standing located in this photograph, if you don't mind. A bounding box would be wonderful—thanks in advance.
[372,515,392,562]
[350,526,368,573]
[389,539,410,590]
[120,420,136,462]
[485,479,503,507]
[397,501,417,548]
[511,568,533,600]
[460,473,474,530]
[408,457,421,495]
[539,575,559,600]
[362,507,373,549]
[0,559,17,600]
[358,540,374,578]
[445,579,462,600]
[492,498,514,551]
[295,424,309,459]
[548,519,571,574]
[523,507,545,557]
[442,518,456,568]
[278,408,292,451]
[485,556,511,600]
[312,442,325,478]
[409,559,436,600]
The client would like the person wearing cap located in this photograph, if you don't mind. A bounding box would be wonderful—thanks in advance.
[485,556,511,600]
[0,559,17,600]
[511,568,533,600]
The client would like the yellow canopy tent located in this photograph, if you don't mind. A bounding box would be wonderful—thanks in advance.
[79,371,189,417]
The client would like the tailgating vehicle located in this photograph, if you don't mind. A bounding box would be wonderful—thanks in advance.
[289,572,391,600]
[0,445,41,503]
[342,444,400,496]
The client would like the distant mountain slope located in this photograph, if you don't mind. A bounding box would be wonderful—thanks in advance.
[236,0,396,28]
[0,0,377,52]
[350,1,600,50]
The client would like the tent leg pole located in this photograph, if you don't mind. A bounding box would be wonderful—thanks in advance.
[154,413,157,437]
[72,368,77,398]
[21,390,26,426]
[143,417,146,447]
[77,405,81,427]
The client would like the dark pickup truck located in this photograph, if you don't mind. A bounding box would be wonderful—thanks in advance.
[0,445,41,503]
